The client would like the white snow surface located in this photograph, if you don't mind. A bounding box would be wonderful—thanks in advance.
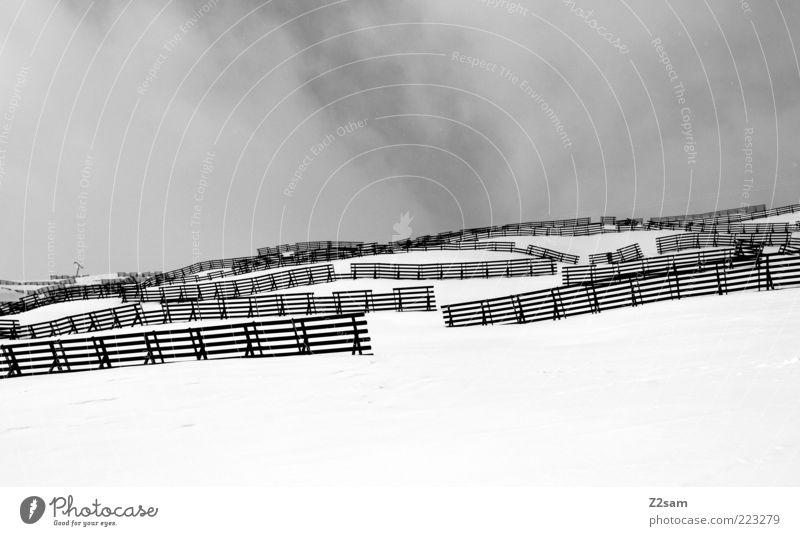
[1,278,799,486]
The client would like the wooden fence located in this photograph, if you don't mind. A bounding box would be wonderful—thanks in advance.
[562,248,736,286]
[655,232,792,255]
[681,222,800,234]
[129,265,337,303]
[588,243,643,265]
[0,282,130,317]
[0,319,19,339]
[649,204,767,223]
[157,286,435,323]
[349,258,555,280]
[648,203,799,226]
[781,238,800,255]
[0,313,371,379]
[8,303,145,340]
[441,253,799,328]
[525,245,580,265]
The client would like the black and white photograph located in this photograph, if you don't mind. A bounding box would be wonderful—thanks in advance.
[1,1,799,534]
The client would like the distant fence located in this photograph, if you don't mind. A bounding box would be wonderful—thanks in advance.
[158,286,436,323]
[648,203,799,226]
[525,245,580,265]
[455,223,606,240]
[0,313,370,379]
[0,282,129,317]
[129,265,337,303]
[656,232,792,255]
[441,253,799,328]
[681,222,800,234]
[0,278,74,286]
[562,248,736,286]
[649,204,767,223]
[349,259,555,280]
[588,243,643,265]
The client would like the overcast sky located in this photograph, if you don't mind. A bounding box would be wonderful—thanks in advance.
[0,0,798,279]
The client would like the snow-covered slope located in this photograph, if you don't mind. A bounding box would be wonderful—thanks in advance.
[1,260,798,486]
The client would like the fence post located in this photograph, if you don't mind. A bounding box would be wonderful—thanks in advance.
[350,315,365,356]
[758,255,775,291]
[48,341,71,373]
[93,337,112,369]
[551,289,564,320]
[586,286,601,314]
[243,323,264,358]
[394,288,404,312]
[2,345,22,377]
[190,328,208,360]
[143,332,164,365]
[512,295,526,323]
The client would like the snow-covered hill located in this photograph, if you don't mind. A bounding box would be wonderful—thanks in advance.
[1,224,799,486]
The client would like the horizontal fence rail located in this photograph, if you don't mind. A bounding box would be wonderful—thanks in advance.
[0,313,371,379]
[349,259,556,280]
[562,248,737,286]
[441,253,799,328]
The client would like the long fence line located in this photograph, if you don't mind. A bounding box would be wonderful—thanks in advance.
[127,258,557,304]
[4,203,797,319]
[678,222,800,234]
[649,204,767,223]
[130,265,337,303]
[561,248,737,286]
[148,239,534,288]
[647,203,799,227]
[0,313,370,379]
[134,203,800,289]
[0,287,436,341]
[441,253,799,328]
[159,286,436,323]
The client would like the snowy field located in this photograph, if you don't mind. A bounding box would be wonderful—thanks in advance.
[1,271,799,486]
